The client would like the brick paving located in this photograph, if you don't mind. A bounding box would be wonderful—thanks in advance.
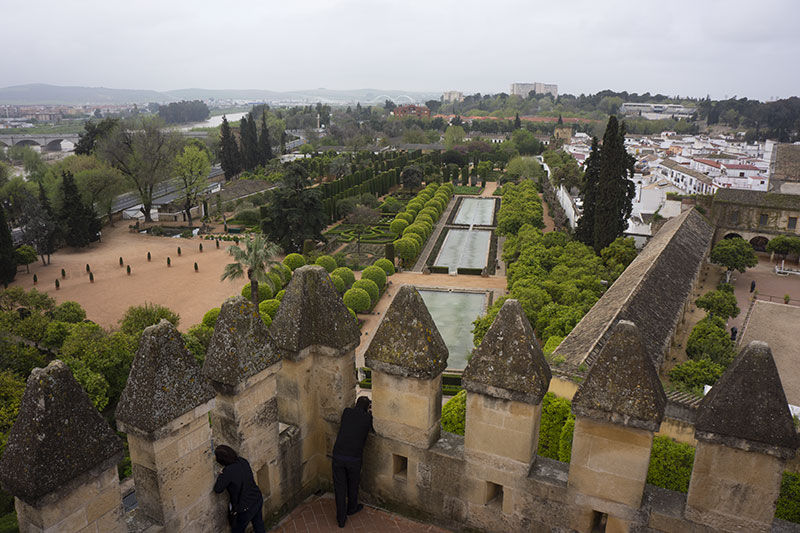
[269,493,450,532]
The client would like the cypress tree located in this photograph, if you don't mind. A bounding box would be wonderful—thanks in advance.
[575,137,600,247]
[259,114,272,165]
[247,113,258,167]
[37,183,57,264]
[60,171,92,247]
[0,204,16,286]
[239,115,251,170]
[514,112,521,129]
[591,116,635,253]
[219,116,241,180]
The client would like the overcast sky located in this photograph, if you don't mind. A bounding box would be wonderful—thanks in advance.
[3,0,799,101]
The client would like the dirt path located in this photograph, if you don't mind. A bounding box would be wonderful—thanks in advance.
[10,224,249,332]
[540,193,556,233]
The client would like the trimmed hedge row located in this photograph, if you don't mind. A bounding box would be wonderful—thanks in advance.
[392,182,454,266]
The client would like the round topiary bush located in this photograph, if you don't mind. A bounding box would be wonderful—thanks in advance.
[441,390,466,435]
[396,212,414,224]
[389,218,409,235]
[275,263,293,284]
[260,312,272,327]
[404,232,423,250]
[343,288,371,313]
[268,272,284,292]
[259,299,281,319]
[330,274,345,294]
[241,283,273,303]
[394,238,418,264]
[361,266,387,290]
[284,253,306,271]
[352,278,379,306]
[202,308,221,328]
[347,307,358,323]
[315,255,337,273]
[415,214,434,227]
[332,267,355,288]
[404,223,428,241]
[374,258,395,276]
[276,290,286,302]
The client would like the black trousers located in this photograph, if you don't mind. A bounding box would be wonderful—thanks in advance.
[231,498,265,533]
[332,457,361,524]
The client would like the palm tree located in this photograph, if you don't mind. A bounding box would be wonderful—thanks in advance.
[221,234,282,305]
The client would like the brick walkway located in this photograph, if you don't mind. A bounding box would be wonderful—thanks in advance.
[269,493,450,532]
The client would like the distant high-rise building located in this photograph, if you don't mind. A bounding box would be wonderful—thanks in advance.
[510,82,558,98]
[442,91,464,103]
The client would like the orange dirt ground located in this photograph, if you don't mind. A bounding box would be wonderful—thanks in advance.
[9,224,251,332]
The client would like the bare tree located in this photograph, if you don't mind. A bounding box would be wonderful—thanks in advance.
[347,205,380,261]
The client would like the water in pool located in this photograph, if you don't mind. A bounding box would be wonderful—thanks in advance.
[418,289,487,370]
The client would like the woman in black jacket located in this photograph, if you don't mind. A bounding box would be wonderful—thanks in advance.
[213,445,266,533]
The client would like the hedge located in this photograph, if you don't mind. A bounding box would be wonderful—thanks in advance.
[374,258,395,276]
[343,288,371,313]
[315,255,337,273]
[777,472,800,523]
[646,437,695,493]
[284,253,306,271]
[202,308,220,328]
[538,393,572,460]
[353,279,379,306]
[441,390,466,436]
[361,266,387,290]
[331,266,356,288]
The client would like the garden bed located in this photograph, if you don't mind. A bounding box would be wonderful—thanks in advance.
[324,223,395,244]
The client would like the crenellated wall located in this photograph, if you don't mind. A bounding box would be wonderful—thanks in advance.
[1,267,799,532]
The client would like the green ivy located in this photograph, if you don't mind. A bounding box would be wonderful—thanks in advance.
[646,437,695,493]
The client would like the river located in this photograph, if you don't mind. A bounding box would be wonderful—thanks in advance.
[176,111,248,131]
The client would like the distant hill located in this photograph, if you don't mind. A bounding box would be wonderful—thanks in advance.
[0,84,441,106]
[0,84,170,105]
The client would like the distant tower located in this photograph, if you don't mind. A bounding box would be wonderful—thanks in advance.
[317,113,320,129]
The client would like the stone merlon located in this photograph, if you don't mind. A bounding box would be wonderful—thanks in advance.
[571,320,666,431]
[695,341,799,459]
[115,319,214,437]
[270,265,360,360]
[203,296,281,393]
[0,360,123,504]
[462,299,551,404]
[365,285,448,379]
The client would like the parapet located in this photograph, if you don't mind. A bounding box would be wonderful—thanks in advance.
[270,265,360,360]
[695,340,798,459]
[115,319,214,438]
[0,360,122,504]
[571,320,666,431]
[364,285,448,378]
[462,299,551,404]
[203,295,281,393]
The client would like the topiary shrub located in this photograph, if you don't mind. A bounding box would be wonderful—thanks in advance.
[275,263,293,284]
[241,283,273,303]
[352,279,379,306]
[343,288,371,313]
[260,312,272,327]
[389,218,409,235]
[268,272,284,292]
[361,266,387,290]
[332,267,355,288]
[646,437,695,493]
[441,390,466,435]
[538,393,572,460]
[315,255,337,273]
[330,274,345,294]
[396,212,414,224]
[394,238,418,265]
[557,415,575,462]
[284,253,306,271]
[259,299,281,319]
[347,307,358,323]
[374,258,395,276]
[202,307,221,328]
[777,472,800,523]
[276,290,285,302]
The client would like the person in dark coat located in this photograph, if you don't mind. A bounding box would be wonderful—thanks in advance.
[332,396,374,528]
[214,445,266,533]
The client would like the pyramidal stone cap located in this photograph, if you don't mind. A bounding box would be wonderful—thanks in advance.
[364,285,448,379]
[203,296,281,393]
[695,340,798,459]
[462,299,551,404]
[270,265,360,360]
[116,319,214,438]
[572,320,666,431]
[0,360,122,504]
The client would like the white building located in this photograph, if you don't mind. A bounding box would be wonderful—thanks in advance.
[510,82,558,98]
[656,159,718,195]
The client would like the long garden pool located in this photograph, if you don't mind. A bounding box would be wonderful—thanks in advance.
[453,198,495,226]
[418,289,488,370]
[434,229,492,272]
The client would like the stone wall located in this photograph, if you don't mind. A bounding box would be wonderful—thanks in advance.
[1,269,799,532]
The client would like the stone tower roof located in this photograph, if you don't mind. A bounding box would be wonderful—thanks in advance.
[0,360,122,504]
[364,285,448,379]
[695,341,798,459]
[571,320,666,432]
[203,296,281,392]
[462,299,551,404]
[270,265,360,360]
[553,208,713,369]
[116,319,214,437]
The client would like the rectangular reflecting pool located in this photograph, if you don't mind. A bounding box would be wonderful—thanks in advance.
[418,289,488,370]
[454,198,495,226]
[434,229,492,272]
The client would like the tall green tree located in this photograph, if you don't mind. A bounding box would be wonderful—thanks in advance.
[173,145,211,226]
[74,118,119,155]
[60,171,98,248]
[514,112,522,129]
[261,164,327,253]
[581,116,635,252]
[0,204,16,286]
[575,137,600,246]
[219,116,241,180]
[259,114,273,165]
[97,116,182,222]
[710,237,758,283]
[220,234,282,306]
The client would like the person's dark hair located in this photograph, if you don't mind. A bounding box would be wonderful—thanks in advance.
[215,445,238,466]
[356,396,371,412]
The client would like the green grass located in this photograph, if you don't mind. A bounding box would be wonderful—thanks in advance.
[453,186,484,195]
[0,122,87,135]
